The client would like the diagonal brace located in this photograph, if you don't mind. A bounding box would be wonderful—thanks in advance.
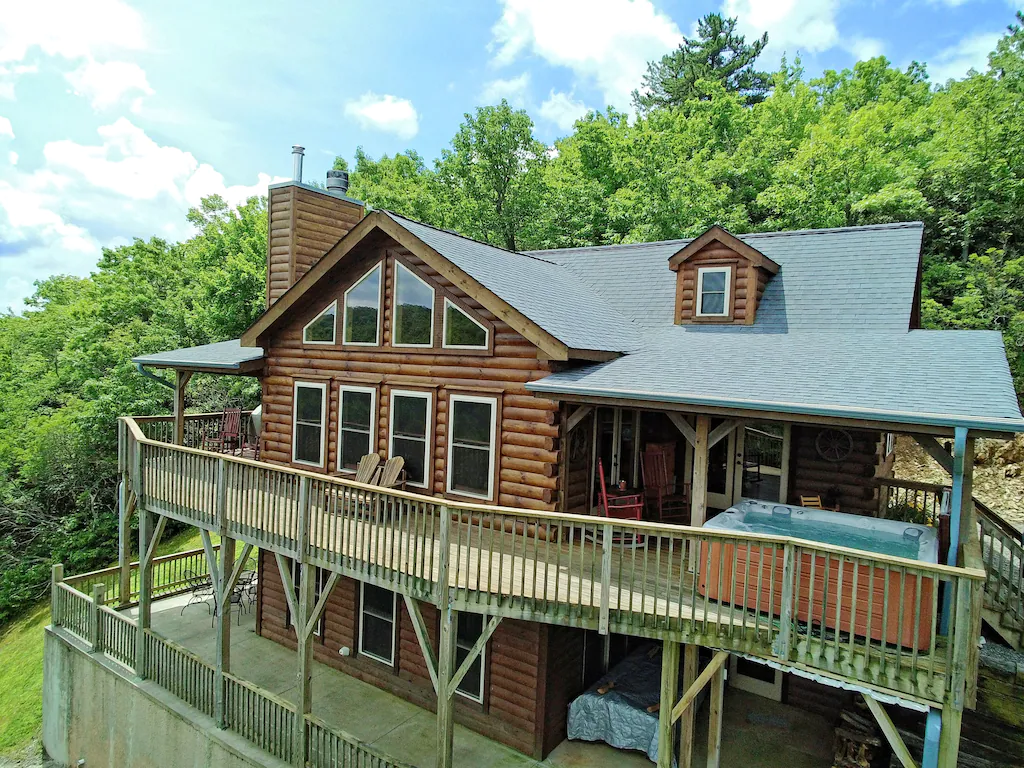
[200,529,222,597]
[447,615,502,699]
[303,571,340,639]
[671,651,728,724]
[219,543,254,611]
[274,553,298,628]
[404,595,439,694]
[862,694,919,768]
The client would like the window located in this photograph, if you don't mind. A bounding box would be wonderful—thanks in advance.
[359,583,396,665]
[446,395,496,500]
[443,298,488,350]
[455,613,487,702]
[292,382,326,466]
[343,263,382,345]
[393,261,435,346]
[338,385,376,472]
[696,267,731,317]
[389,391,432,488]
[303,300,337,344]
[885,432,896,457]
[289,561,326,636]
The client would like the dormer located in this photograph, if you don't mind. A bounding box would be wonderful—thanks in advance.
[669,225,780,325]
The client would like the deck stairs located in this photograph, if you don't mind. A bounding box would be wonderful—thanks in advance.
[976,498,1024,651]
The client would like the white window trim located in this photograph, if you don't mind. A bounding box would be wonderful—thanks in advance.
[292,381,327,467]
[302,300,338,345]
[695,266,732,318]
[446,394,497,501]
[392,261,435,348]
[455,614,487,703]
[358,582,397,667]
[388,389,433,490]
[442,297,489,351]
[337,384,378,473]
[342,262,383,347]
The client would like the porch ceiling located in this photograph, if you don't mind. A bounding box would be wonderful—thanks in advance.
[132,338,264,375]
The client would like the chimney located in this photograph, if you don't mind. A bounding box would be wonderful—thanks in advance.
[266,146,364,307]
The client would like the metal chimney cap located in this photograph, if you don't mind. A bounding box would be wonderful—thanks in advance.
[291,145,305,154]
[326,169,350,194]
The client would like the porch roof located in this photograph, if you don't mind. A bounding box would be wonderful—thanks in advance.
[526,328,1024,434]
[132,339,264,374]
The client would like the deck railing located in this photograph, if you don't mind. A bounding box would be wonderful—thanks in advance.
[120,416,987,707]
[50,570,413,768]
[133,411,254,450]
[64,546,217,606]
[877,477,948,526]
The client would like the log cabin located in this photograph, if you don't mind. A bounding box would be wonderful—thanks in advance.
[45,151,1024,768]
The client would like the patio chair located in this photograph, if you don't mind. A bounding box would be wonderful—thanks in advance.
[641,446,690,524]
[596,459,646,548]
[353,453,382,484]
[203,407,242,454]
[180,569,214,615]
[375,456,406,489]
[800,494,824,508]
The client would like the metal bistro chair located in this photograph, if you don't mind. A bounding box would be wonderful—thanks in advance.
[203,407,242,454]
[596,459,646,549]
[180,569,214,615]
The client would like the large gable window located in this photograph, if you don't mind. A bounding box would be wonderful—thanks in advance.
[696,267,731,318]
[359,583,396,666]
[293,381,327,467]
[446,395,496,500]
[343,263,382,345]
[389,390,431,489]
[393,261,435,347]
[443,298,488,350]
[337,385,376,472]
[303,301,337,344]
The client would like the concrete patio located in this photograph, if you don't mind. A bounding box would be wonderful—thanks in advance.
[129,593,834,768]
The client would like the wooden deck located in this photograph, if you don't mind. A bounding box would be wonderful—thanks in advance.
[124,419,984,708]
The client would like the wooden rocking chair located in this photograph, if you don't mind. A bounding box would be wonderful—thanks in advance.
[203,407,242,454]
[596,459,646,548]
[641,446,690,524]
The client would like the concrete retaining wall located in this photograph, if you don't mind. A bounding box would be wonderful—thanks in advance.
[42,627,286,768]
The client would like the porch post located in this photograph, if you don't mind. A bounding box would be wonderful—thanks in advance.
[437,590,457,768]
[117,476,132,608]
[172,370,192,446]
[215,536,235,728]
[293,561,315,766]
[135,506,154,678]
[946,426,974,567]
[689,416,711,572]
[679,643,699,768]
[706,657,726,768]
[937,703,963,768]
[656,640,680,768]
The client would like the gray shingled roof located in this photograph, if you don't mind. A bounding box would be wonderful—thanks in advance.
[385,212,643,352]
[529,222,924,332]
[133,339,264,371]
[527,328,1024,431]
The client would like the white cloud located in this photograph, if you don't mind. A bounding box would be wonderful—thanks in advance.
[7,150,16,165]
[490,0,683,109]
[343,92,419,140]
[65,59,153,109]
[0,116,12,138]
[0,0,144,62]
[0,64,36,99]
[724,0,841,63]
[846,36,885,61]
[539,90,590,131]
[928,31,1000,82]
[480,72,531,107]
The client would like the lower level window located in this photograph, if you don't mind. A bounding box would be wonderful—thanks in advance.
[359,583,396,665]
[455,613,486,702]
[289,561,325,637]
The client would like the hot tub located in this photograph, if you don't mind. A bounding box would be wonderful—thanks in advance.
[698,499,939,649]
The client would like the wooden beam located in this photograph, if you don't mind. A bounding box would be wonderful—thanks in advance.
[303,571,339,639]
[689,416,711,531]
[404,595,439,694]
[668,412,697,447]
[436,593,457,768]
[136,508,155,679]
[172,370,193,446]
[566,405,593,433]
[143,514,168,570]
[214,536,235,727]
[671,650,729,724]
[678,644,699,768]
[707,419,738,449]
[118,476,133,607]
[937,704,963,768]
[656,641,680,768]
[448,616,501,697]
[274,553,298,629]
[294,561,316,766]
[862,694,919,768]
[911,435,954,476]
[706,657,726,768]
[200,529,222,598]
[220,543,254,612]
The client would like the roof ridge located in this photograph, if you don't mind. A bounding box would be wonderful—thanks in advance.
[381,210,560,266]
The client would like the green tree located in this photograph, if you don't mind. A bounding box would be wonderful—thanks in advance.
[633,13,770,113]
[345,147,437,223]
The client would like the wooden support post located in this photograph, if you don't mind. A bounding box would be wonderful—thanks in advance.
[657,641,680,768]
[776,543,796,659]
[172,370,192,446]
[214,536,235,728]
[117,476,132,607]
[947,427,971,566]
[599,523,612,634]
[90,583,106,652]
[293,561,315,766]
[436,505,451,604]
[937,704,963,768]
[690,416,710,529]
[136,507,154,679]
[671,650,728,724]
[436,590,457,768]
[50,564,64,627]
[706,658,726,768]
[862,694,919,768]
[679,643,698,768]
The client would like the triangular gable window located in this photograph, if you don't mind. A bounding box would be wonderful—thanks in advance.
[303,300,337,344]
[344,263,383,345]
[443,298,488,350]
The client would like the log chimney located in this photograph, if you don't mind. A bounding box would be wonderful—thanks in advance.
[266,150,364,306]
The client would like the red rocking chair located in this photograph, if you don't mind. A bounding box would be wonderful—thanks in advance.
[203,407,242,454]
[596,459,646,548]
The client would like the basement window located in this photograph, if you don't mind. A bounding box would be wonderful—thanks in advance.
[343,263,382,345]
[302,300,337,344]
[442,298,488,350]
[393,262,435,347]
[389,390,432,489]
[696,267,731,317]
[446,395,496,500]
[292,381,327,467]
[359,583,396,666]
[455,613,487,703]
[337,385,376,472]
[288,560,325,637]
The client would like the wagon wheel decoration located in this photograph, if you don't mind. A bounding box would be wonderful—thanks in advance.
[815,428,854,463]
[569,427,589,464]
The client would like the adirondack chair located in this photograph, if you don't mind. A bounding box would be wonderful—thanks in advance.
[375,456,406,489]
[641,446,690,524]
[353,453,382,484]
[800,494,824,508]
[596,459,646,548]
[203,407,242,453]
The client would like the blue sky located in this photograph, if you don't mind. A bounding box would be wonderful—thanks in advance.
[0,0,1020,313]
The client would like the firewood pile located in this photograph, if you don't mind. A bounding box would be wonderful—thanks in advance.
[832,706,882,768]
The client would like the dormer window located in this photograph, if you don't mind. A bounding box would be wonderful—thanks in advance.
[344,263,382,345]
[393,261,434,347]
[696,267,731,317]
[302,301,337,344]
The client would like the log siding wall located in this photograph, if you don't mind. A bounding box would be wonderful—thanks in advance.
[788,426,889,516]
[674,243,772,325]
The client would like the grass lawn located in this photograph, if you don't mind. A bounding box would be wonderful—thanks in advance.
[0,526,213,758]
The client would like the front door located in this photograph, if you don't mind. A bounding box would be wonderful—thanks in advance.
[705,419,736,510]
[595,407,640,489]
